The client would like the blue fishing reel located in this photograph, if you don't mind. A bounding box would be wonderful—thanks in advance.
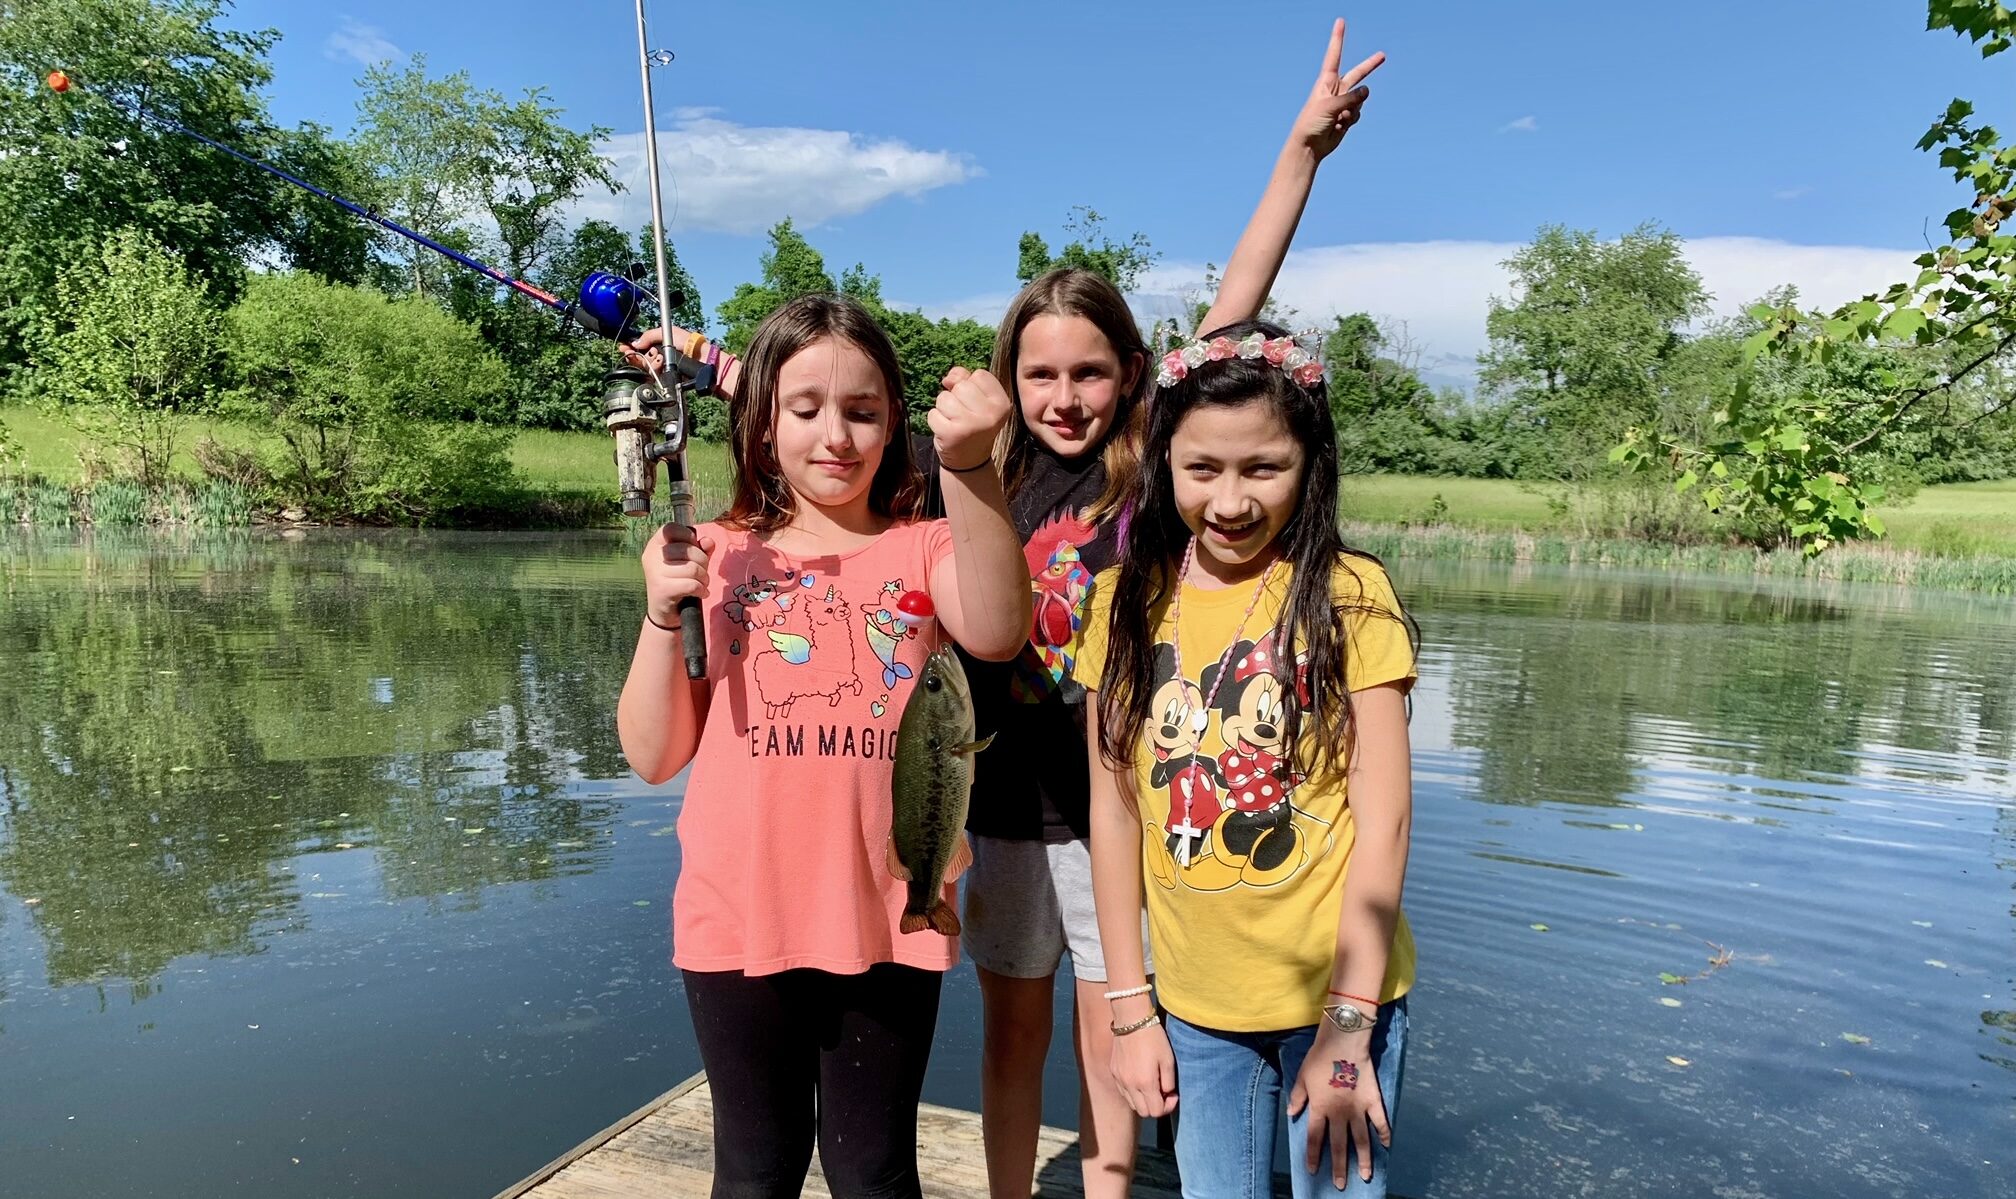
[575,269,648,341]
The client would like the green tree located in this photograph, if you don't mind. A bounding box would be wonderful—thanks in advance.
[1325,314,1490,476]
[353,54,489,298]
[1621,1,2016,553]
[476,89,617,286]
[1479,224,1709,479]
[716,219,836,351]
[222,271,514,521]
[267,122,383,286]
[0,0,284,373]
[635,224,707,333]
[32,227,220,486]
[1016,206,1158,292]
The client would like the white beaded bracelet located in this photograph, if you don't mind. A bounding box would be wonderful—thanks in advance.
[1103,984,1153,1001]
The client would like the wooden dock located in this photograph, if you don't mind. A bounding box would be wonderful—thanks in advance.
[494,1072,1185,1199]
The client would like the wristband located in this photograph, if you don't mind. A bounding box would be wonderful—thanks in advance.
[646,611,679,634]
[704,341,721,368]
[684,331,706,361]
[940,456,991,474]
[1104,984,1153,1001]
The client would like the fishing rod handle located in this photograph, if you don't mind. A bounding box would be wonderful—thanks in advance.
[678,597,706,680]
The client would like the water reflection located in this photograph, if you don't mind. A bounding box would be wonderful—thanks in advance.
[0,531,636,990]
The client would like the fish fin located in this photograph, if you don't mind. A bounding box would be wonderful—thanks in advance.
[947,732,996,756]
[900,910,933,935]
[885,839,913,882]
[945,833,974,882]
[926,901,962,937]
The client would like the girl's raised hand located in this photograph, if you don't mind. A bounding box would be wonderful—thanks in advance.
[641,523,714,631]
[1295,18,1385,162]
[928,367,1011,472]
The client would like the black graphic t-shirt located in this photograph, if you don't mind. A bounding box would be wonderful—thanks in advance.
[916,435,1121,841]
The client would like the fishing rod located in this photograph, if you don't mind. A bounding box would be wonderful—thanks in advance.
[627,0,708,679]
[41,65,718,622]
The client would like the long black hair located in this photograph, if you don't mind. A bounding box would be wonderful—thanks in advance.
[1096,319,1416,784]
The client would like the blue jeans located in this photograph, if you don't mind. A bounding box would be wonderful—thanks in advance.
[1165,1000,1408,1199]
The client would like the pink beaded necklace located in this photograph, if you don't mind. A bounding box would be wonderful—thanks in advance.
[1166,538,1281,865]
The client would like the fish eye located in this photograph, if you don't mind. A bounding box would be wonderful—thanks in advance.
[925,674,942,693]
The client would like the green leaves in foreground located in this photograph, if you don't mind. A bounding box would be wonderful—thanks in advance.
[1615,1,2016,556]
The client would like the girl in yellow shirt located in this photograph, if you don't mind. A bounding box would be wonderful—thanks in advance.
[1075,321,1418,1198]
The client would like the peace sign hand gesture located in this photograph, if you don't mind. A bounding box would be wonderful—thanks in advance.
[1295,18,1385,161]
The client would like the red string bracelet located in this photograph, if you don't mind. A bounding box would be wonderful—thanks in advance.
[1327,989,1381,1008]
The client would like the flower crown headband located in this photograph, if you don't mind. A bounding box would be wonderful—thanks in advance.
[1156,329,1327,390]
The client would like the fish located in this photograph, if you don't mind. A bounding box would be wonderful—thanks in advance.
[887,645,993,935]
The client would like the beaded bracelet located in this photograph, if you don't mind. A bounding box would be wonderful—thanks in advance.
[1104,984,1153,1001]
[1110,1012,1161,1037]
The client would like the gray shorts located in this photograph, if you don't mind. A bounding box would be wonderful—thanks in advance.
[962,835,1150,984]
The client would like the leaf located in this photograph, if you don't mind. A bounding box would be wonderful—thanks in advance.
[1882,307,1928,341]
[1529,923,1550,932]
[1912,920,1934,928]
[632,900,652,907]
[1739,329,1773,363]
[1675,469,1699,493]
[1658,972,1687,985]
[1840,1032,1871,1046]
[1658,997,1684,1008]
[1665,1055,1691,1067]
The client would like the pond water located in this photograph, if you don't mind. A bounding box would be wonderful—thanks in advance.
[0,531,2009,1198]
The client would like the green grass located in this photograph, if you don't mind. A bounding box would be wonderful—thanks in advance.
[6,407,2012,568]
[1338,475,1559,529]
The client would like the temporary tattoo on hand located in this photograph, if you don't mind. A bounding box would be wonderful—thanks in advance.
[1329,1059,1359,1090]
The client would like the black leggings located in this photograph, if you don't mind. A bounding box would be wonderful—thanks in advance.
[683,964,944,1199]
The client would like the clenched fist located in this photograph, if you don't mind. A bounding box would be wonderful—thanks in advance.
[929,365,1013,473]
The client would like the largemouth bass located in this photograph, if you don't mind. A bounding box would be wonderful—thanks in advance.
[887,645,993,935]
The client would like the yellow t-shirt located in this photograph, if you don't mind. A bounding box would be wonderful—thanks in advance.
[1075,554,1417,1032]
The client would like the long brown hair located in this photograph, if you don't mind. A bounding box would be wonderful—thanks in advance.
[990,268,1149,523]
[718,294,925,532]
[1096,319,1418,786]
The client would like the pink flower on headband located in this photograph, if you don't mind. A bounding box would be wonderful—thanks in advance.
[1154,327,1327,389]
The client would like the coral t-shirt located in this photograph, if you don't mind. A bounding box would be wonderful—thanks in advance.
[671,519,959,976]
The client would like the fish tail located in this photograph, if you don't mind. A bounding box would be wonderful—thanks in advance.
[900,910,933,936]
[926,900,961,937]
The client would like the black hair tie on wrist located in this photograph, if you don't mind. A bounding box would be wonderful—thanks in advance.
[941,457,991,474]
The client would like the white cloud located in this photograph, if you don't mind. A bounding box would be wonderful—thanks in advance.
[1500,115,1539,134]
[1133,237,1919,388]
[1773,186,1812,201]
[572,114,978,236]
[324,18,402,67]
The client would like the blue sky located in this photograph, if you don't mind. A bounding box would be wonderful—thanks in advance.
[230,0,2005,381]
